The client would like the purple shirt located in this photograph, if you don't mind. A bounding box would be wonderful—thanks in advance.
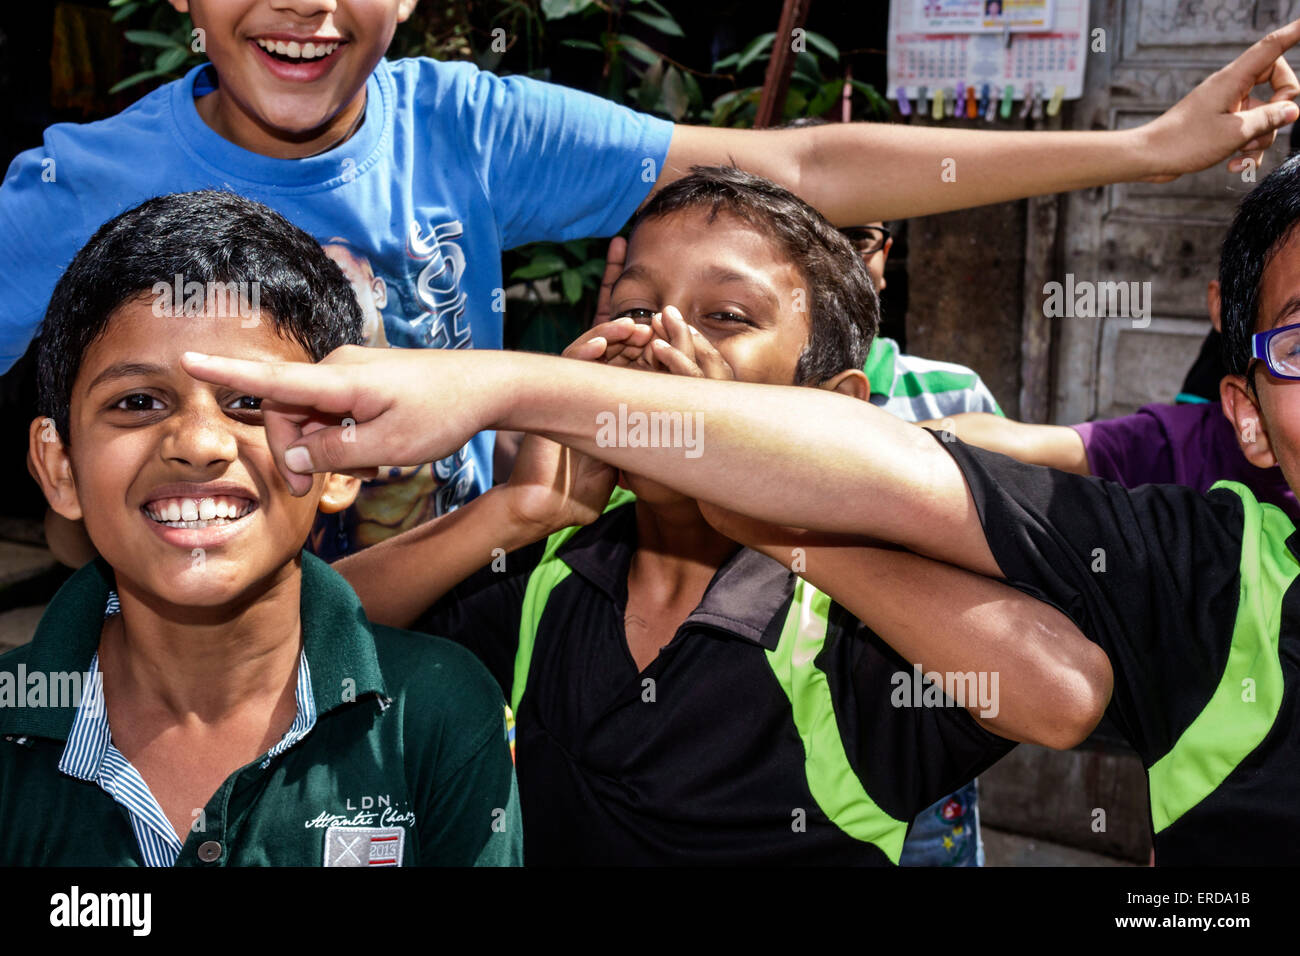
[1071,402,1299,524]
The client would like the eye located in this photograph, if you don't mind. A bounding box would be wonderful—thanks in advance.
[613,308,655,320]
[114,393,163,412]
[704,311,753,327]
[227,395,263,413]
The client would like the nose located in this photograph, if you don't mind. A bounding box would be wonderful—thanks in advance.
[267,0,338,18]
[159,396,240,472]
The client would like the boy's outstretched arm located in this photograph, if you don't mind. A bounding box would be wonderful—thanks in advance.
[918,413,1090,475]
[182,347,1002,577]
[658,21,1300,222]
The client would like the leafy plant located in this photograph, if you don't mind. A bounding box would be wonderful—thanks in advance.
[107,0,202,94]
[710,30,889,127]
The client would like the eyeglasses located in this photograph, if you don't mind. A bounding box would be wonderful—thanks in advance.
[841,225,891,256]
[1252,322,1300,380]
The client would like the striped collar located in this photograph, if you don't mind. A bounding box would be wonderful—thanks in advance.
[0,551,389,741]
[57,647,317,867]
[863,336,899,402]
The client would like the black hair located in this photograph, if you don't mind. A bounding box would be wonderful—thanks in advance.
[628,165,878,385]
[38,190,364,441]
[1220,154,1300,379]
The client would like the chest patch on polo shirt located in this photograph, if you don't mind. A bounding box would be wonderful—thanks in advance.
[323,826,406,867]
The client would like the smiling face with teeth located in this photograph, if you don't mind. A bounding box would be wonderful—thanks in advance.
[30,297,360,610]
[167,0,418,158]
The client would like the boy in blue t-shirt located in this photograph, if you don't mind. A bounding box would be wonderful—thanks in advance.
[6,1,1300,562]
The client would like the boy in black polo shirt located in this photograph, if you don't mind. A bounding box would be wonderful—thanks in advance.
[0,191,519,867]
[235,168,1112,865]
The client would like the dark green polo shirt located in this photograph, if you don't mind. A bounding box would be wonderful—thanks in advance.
[0,551,521,866]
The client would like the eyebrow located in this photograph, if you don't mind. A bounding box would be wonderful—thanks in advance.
[613,263,780,310]
[85,361,170,392]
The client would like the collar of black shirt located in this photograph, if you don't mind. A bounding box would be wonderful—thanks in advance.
[557,501,796,650]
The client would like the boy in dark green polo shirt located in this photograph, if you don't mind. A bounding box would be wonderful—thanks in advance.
[0,191,519,867]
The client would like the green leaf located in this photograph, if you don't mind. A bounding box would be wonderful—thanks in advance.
[561,238,591,259]
[782,89,807,118]
[108,69,164,95]
[794,51,822,80]
[802,30,840,62]
[639,0,678,19]
[660,65,688,120]
[806,81,841,117]
[618,34,660,68]
[541,0,596,20]
[155,46,191,73]
[736,32,776,73]
[681,69,703,109]
[578,258,607,280]
[511,253,566,280]
[637,58,664,111]
[124,30,185,49]
[712,52,740,72]
[560,268,584,304]
[110,2,141,23]
[627,10,684,37]
[560,38,604,52]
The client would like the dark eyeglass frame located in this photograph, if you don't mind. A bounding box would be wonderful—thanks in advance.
[841,225,891,255]
[1251,322,1300,381]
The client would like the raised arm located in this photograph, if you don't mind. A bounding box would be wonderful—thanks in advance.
[918,413,1090,475]
[656,22,1300,222]
[182,346,1001,578]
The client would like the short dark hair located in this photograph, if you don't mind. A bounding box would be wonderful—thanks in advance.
[628,165,878,385]
[1220,154,1300,378]
[38,190,364,441]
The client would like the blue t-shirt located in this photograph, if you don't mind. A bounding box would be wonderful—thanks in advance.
[1,58,673,557]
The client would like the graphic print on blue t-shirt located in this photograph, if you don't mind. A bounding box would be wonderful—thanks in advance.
[0,57,674,560]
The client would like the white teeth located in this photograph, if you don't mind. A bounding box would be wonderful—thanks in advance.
[198,498,216,521]
[144,495,254,528]
[215,500,229,519]
[166,501,181,522]
[180,499,199,522]
[257,38,337,59]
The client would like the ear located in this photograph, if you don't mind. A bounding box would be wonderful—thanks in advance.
[28,417,83,521]
[317,472,361,514]
[1207,280,1221,333]
[397,0,420,22]
[1220,373,1275,468]
[819,368,870,403]
[371,274,388,310]
[165,0,189,12]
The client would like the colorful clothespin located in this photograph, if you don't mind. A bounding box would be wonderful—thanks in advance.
[918,86,929,117]
[896,86,912,116]
[978,82,991,115]
[1046,84,1065,117]
[965,83,977,118]
[1019,81,1034,118]
[1031,84,1044,119]
[999,83,1014,119]
[944,87,957,117]
[955,82,966,107]
[931,87,945,120]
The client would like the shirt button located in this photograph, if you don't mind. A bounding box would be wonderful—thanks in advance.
[197,841,222,863]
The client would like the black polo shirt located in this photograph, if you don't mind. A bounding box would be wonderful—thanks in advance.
[419,498,1014,865]
[941,436,1300,864]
